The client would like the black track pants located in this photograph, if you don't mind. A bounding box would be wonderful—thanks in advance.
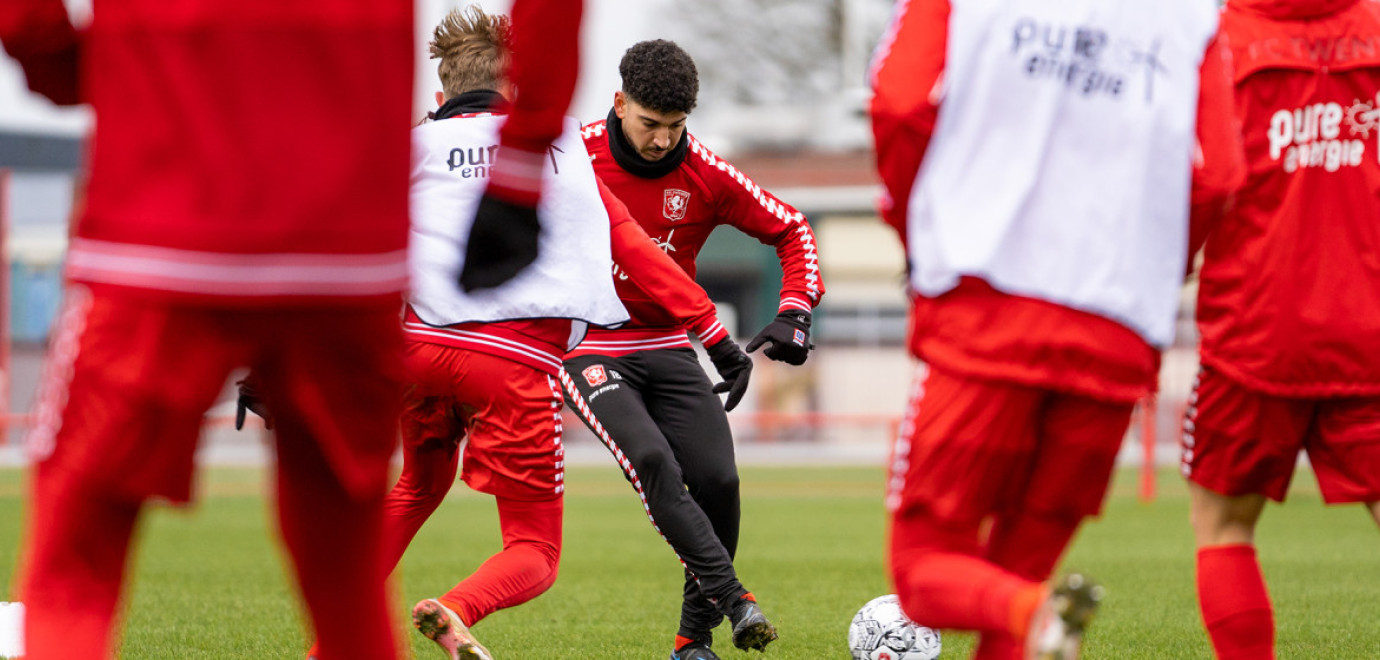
[562,348,747,641]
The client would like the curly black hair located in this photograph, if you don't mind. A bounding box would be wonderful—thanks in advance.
[619,40,698,115]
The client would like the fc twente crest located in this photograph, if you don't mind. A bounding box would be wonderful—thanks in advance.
[663,188,691,222]
[582,364,608,387]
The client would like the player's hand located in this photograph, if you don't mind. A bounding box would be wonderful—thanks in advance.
[745,310,813,366]
[707,338,753,412]
[234,377,274,431]
[458,193,541,291]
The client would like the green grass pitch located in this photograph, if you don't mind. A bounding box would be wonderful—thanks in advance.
[2,464,1379,659]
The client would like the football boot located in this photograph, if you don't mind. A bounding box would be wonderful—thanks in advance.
[412,598,494,660]
[728,594,778,652]
[670,639,722,660]
[1026,573,1104,660]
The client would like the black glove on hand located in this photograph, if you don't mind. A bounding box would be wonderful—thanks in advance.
[745,310,813,366]
[707,339,753,412]
[458,193,542,292]
[234,377,274,431]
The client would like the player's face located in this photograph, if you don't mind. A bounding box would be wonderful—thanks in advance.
[615,92,687,162]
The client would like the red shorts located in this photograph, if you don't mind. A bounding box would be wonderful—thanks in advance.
[26,286,404,504]
[1181,367,1380,503]
[402,341,564,501]
[887,364,1134,525]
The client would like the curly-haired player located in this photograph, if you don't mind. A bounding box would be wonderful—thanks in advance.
[569,39,824,660]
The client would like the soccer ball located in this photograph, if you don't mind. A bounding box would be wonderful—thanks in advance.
[848,594,942,660]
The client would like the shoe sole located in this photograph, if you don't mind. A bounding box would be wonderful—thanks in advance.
[732,616,779,652]
[412,599,494,660]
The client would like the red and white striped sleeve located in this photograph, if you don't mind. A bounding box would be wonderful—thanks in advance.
[868,0,950,248]
[687,139,824,314]
[0,0,81,105]
[600,178,729,347]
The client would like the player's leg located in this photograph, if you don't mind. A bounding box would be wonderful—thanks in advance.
[1181,367,1310,660]
[973,510,1083,660]
[643,348,743,646]
[562,353,760,653]
[432,359,567,627]
[20,291,240,659]
[974,391,1133,659]
[439,495,562,624]
[268,306,404,660]
[1189,485,1273,660]
[887,365,1048,638]
[380,341,468,574]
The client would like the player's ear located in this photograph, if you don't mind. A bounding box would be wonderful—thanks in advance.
[614,90,627,119]
[435,91,444,107]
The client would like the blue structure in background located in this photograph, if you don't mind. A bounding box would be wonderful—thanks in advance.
[10,259,63,343]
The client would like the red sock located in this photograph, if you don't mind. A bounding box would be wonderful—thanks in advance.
[1197,544,1275,660]
[443,496,563,626]
[889,509,1040,636]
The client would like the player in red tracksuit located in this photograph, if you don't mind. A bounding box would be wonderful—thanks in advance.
[1183,1,1380,658]
[870,0,1243,658]
[569,40,823,660]
[0,1,413,659]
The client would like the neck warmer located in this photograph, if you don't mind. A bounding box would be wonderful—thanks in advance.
[433,89,509,121]
[606,106,688,179]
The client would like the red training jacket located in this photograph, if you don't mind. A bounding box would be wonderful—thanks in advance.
[572,120,824,358]
[1,0,414,305]
[1197,0,1380,397]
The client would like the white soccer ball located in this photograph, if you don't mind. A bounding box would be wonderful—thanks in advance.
[848,594,942,660]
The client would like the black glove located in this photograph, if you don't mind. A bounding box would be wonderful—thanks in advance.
[745,310,813,366]
[706,339,753,412]
[234,377,274,431]
[458,193,542,292]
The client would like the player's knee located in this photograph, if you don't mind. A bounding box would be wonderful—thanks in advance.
[386,476,449,514]
[628,446,677,480]
[892,579,941,627]
[519,537,561,590]
[688,468,739,502]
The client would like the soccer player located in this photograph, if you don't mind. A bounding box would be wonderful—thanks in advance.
[567,39,824,660]
[343,8,751,660]
[1182,1,1380,658]
[0,1,414,659]
[869,1,1244,658]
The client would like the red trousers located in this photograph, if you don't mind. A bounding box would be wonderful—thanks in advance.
[888,364,1134,656]
[19,287,405,660]
[381,342,564,627]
